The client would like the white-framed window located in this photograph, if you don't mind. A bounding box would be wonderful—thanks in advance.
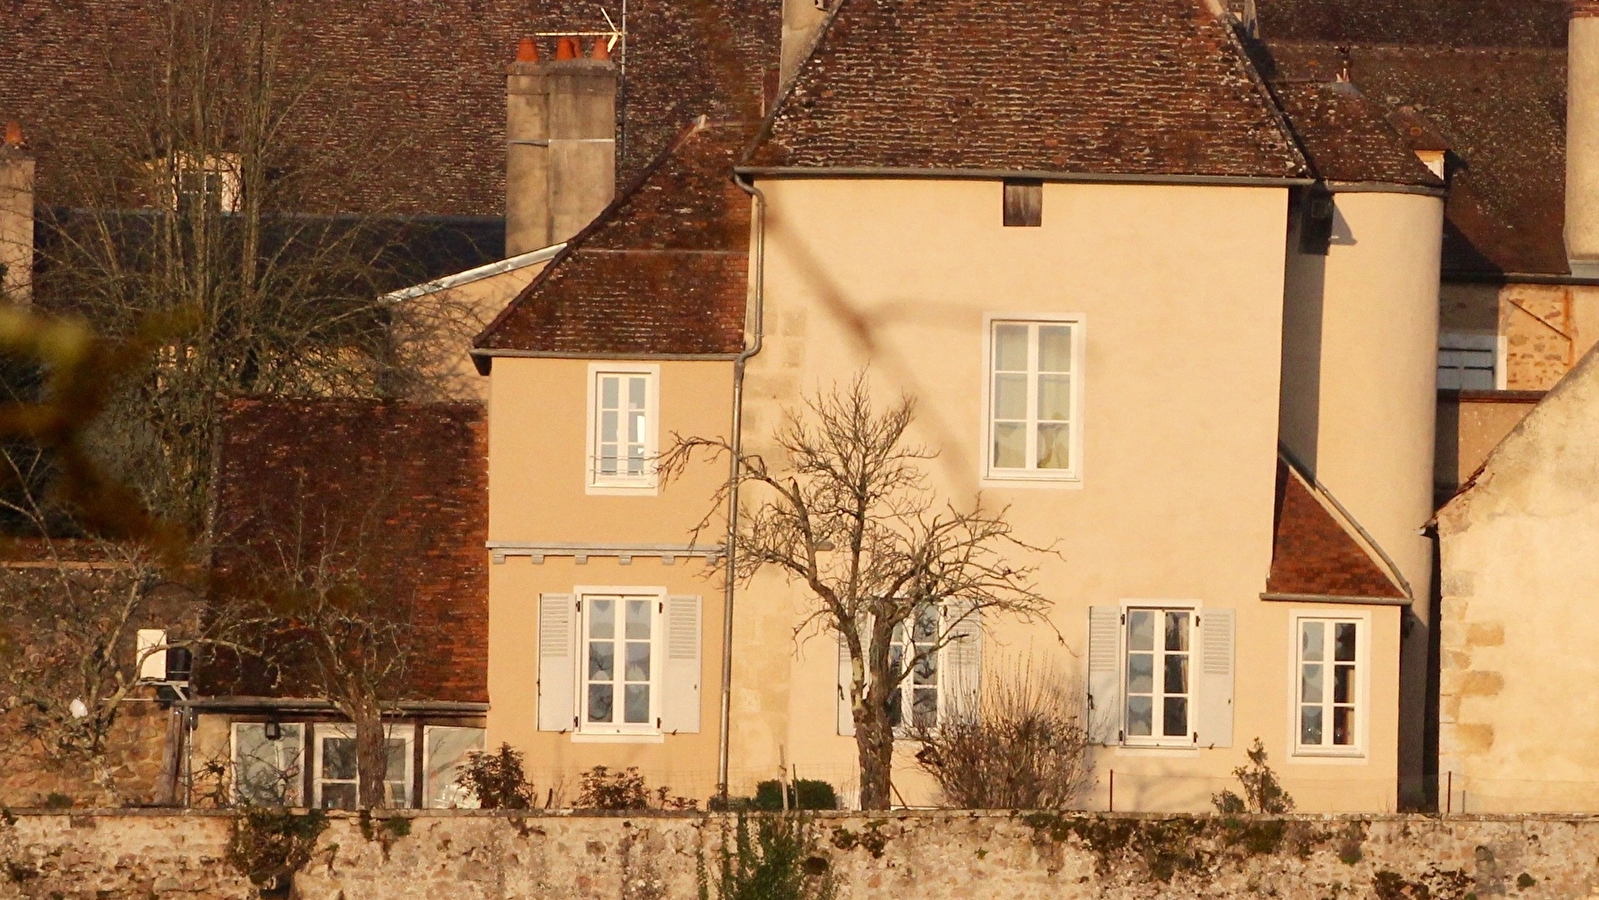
[422,725,485,809]
[1292,613,1367,757]
[585,364,659,493]
[579,592,662,734]
[887,605,942,732]
[313,724,413,809]
[232,722,304,807]
[1438,331,1503,391]
[983,316,1084,483]
[1123,607,1196,747]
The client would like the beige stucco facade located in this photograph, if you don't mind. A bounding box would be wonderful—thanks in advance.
[484,357,735,798]
[390,258,555,404]
[723,177,1403,811]
[1436,345,1599,812]
[1280,189,1443,805]
[479,177,1450,812]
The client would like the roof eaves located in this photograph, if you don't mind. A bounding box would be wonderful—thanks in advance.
[735,165,1317,187]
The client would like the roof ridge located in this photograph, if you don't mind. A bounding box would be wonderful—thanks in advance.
[1217,12,1314,177]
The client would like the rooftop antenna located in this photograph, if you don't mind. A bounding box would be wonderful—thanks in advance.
[535,4,628,165]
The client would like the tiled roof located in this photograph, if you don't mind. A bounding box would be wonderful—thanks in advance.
[2,0,778,215]
[745,0,1309,179]
[1262,42,1568,275]
[1267,80,1443,187]
[1253,0,1567,48]
[206,399,488,703]
[1267,458,1408,600]
[473,119,751,358]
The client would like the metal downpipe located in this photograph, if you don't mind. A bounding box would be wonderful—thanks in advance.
[718,171,766,800]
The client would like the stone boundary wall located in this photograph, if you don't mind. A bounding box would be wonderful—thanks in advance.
[3,809,1599,899]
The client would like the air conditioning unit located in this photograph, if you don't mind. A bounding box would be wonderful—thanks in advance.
[136,629,167,682]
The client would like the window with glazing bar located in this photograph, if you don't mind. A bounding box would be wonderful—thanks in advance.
[986,319,1081,481]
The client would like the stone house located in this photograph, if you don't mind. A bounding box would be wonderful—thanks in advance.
[1434,342,1599,812]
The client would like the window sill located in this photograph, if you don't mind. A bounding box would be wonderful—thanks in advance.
[1288,750,1367,765]
[979,473,1084,491]
[1113,745,1200,758]
[585,483,660,497]
[570,732,665,744]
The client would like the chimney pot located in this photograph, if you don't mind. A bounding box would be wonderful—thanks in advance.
[3,121,21,148]
[556,37,579,60]
[591,37,611,61]
[516,37,539,63]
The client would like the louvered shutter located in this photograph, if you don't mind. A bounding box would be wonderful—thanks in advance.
[1196,608,1235,748]
[661,595,702,733]
[538,594,576,732]
[1087,606,1122,745]
[836,626,856,737]
[942,603,982,722]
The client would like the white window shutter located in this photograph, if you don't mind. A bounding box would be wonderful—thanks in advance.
[1196,608,1235,748]
[836,627,856,737]
[661,595,701,733]
[1087,606,1122,745]
[538,594,576,732]
[942,603,982,721]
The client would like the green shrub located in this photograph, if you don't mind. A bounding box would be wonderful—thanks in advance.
[456,743,537,809]
[753,780,838,811]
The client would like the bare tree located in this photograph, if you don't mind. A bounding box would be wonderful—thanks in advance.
[216,495,419,810]
[32,0,476,533]
[0,441,255,805]
[665,376,1053,810]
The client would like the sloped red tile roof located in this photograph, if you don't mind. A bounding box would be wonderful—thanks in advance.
[1253,0,1567,48]
[744,0,1309,179]
[2,0,779,215]
[206,399,488,703]
[1262,42,1568,275]
[1268,80,1443,187]
[473,119,751,358]
[1267,459,1407,600]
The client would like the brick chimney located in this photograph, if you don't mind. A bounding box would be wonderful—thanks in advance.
[1568,1,1599,276]
[505,37,617,257]
[0,121,33,305]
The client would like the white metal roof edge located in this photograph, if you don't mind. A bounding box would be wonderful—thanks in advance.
[381,242,567,303]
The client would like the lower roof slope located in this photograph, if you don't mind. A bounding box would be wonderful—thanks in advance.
[474,119,752,359]
[1251,0,1567,49]
[206,398,488,704]
[1268,458,1408,601]
[1262,42,1568,276]
[745,0,1309,179]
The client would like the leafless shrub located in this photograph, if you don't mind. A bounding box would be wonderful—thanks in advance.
[912,659,1092,809]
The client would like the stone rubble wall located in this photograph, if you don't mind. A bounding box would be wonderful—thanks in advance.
[3,809,1599,899]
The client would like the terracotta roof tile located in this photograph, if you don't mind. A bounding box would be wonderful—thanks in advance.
[1267,459,1407,600]
[1268,80,1444,186]
[1,0,779,215]
[206,399,488,703]
[1253,0,1568,48]
[1263,42,1568,275]
[474,119,751,357]
[745,0,1309,178]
